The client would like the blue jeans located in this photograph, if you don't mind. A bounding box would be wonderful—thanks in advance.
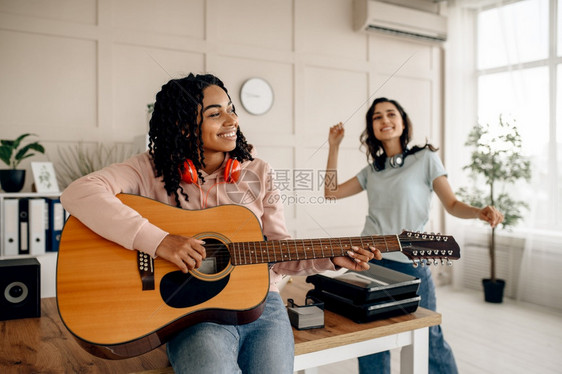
[167,291,294,374]
[358,259,458,374]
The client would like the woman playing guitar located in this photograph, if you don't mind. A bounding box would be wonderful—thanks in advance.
[60,73,381,373]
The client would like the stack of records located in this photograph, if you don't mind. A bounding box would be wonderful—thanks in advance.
[306,264,421,323]
[286,296,325,330]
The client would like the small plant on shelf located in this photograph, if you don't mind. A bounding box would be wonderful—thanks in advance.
[0,133,45,169]
[0,133,45,192]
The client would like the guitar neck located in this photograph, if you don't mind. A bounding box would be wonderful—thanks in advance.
[228,235,400,265]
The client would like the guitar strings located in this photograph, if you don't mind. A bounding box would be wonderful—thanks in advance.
[197,234,455,263]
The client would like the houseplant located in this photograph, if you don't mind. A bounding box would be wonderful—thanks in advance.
[457,116,531,303]
[0,133,45,192]
[56,142,136,189]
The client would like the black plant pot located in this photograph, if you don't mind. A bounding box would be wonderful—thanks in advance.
[0,169,26,192]
[482,278,505,303]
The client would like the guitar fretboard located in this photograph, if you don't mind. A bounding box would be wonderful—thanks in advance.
[228,235,401,265]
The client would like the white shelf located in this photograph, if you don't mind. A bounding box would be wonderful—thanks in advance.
[0,192,62,198]
[0,192,62,298]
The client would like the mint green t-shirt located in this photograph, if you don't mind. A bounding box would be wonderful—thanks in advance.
[356,148,447,262]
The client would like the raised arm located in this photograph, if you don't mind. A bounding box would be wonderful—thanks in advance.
[324,122,363,199]
[433,175,504,228]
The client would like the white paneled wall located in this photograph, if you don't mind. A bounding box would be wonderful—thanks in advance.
[0,0,444,296]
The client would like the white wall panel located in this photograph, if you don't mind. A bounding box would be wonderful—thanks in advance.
[293,145,366,236]
[215,0,293,51]
[369,34,436,78]
[303,66,368,142]
[0,0,97,25]
[112,44,204,141]
[0,30,97,136]
[111,0,205,39]
[296,0,367,61]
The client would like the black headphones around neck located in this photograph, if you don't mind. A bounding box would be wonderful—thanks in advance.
[389,153,405,168]
[373,149,409,172]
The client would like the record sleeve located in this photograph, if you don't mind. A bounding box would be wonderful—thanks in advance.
[306,263,420,304]
[307,288,420,323]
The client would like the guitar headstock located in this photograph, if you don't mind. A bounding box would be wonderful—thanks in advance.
[398,231,461,266]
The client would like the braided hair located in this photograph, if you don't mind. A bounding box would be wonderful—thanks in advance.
[360,97,437,171]
[148,73,253,207]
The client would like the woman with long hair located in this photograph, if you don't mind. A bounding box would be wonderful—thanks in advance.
[325,97,503,374]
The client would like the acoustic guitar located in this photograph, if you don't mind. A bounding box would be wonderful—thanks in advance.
[56,194,460,359]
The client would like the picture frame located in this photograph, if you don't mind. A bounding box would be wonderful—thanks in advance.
[31,162,60,193]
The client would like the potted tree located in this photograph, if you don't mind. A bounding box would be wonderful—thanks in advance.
[457,116,531,303]
[0,133,45,192]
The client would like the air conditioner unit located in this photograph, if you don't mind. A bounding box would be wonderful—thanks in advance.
[353,0,447,42]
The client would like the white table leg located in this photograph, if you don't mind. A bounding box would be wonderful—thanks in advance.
[400,327,429,374]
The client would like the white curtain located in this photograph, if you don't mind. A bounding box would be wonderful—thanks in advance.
[445,0,562,310]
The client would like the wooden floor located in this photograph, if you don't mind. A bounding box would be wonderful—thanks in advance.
[309,285,562,374]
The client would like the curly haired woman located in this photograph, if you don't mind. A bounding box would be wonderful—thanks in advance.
[61,73,381,373]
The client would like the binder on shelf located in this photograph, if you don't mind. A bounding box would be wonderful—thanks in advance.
[3,199,19,256]
[45,197,64,252]
[18,198,29,255]
[29,198,46,255]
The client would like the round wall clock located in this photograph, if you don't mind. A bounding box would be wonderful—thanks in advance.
[239,77,274,115]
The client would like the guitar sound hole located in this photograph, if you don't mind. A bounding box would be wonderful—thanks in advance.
[199,238,230,275]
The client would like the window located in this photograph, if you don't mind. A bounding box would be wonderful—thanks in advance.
[476,0,560,231]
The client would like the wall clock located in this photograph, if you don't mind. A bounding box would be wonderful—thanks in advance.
[239,78,274,115]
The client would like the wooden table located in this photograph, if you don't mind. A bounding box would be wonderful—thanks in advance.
[0,298,169,374]
[0,277,440,374]
[284,276,441,374]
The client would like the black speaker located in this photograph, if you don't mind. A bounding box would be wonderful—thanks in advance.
[0,257,41,321]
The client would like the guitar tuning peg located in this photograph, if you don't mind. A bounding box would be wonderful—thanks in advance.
[447,259,453,266]
[412,261,419,268]
[433,259,439,266]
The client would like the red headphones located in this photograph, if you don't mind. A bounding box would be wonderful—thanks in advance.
[180,158,241,184]
[223,157,241,183]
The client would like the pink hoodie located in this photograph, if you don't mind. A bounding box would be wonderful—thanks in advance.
[60,152,337,292]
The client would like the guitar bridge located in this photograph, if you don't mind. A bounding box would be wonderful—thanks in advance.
[137,251,155,290]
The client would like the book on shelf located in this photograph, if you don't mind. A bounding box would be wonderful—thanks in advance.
[45,197,64,252]
[29,198,46,256]
[18,198,30,255]
[3,199,19,256]
[1,194,66,257]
